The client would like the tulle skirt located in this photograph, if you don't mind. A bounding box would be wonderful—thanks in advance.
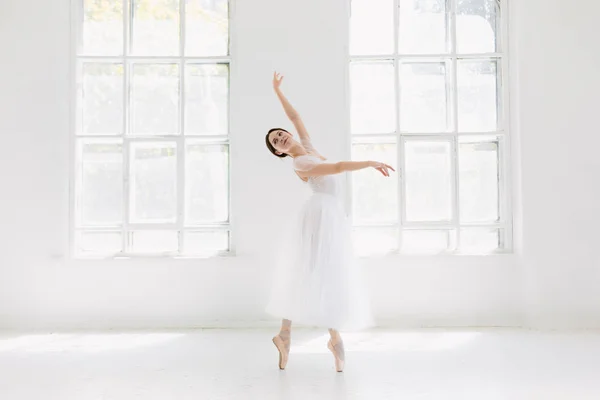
[265,193,374,331]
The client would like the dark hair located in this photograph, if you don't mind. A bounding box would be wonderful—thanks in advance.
[265,128,290,158]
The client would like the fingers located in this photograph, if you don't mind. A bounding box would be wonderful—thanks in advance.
[374,162,396,177]
[373,165,385,176]
[377,164,397,177]
[377,167,389,177]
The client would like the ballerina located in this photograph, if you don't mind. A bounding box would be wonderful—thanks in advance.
[265,72,394,372]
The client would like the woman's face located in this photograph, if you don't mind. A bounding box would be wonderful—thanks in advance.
[268,129,294,155]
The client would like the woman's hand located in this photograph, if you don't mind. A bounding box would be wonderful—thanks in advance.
[273,71,284,91]
[370,161,395,177]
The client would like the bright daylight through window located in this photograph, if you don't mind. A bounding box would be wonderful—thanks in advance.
[73,0,230,257]
[350,0,510,255]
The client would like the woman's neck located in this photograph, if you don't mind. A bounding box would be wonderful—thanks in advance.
[288,143,308,159]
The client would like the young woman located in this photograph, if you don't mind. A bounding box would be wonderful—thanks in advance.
[265,72,394,372]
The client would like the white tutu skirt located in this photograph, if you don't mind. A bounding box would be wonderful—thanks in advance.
[265,193,374,331]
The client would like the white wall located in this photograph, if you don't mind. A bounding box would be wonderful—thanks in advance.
[514,0,600,328]
[0,0,596,331]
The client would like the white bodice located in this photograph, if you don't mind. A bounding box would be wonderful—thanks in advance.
[293,154,342,197]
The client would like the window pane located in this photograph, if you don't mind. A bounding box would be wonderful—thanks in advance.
[185,143,229,224]
[183,231,229,255]
[459,139,499,222]
[130,142,177,223]
[186,0,229,56]
[131,64,179,135]
[405,141,452,222]
[460,228,499,253]
[78,140,123,226]
[402,230,449,254]
[185,64,229,135]
[131,230,178,253]
[132,0,179,55]
[350,62,396,134]
[76,231,122,255]
[353,228,398,256]
[458,60,499,132]
[399,0,448,54]
[400,62,449,132]
[82,0,123,55]
[350,0,394,55]
[457,0,500,53]
[82,63,123,135]
[352,143,398,223]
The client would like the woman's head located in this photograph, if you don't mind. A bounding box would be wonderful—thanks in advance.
[266,128,294,158]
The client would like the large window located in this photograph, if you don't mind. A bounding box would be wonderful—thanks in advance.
[350,0,509,255]
[73,0,230,257]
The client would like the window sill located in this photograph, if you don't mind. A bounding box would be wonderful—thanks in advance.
[356,249,514,259]
[70,250,235,261]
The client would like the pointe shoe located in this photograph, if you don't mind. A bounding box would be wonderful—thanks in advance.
[327,339,345,372]
[272,335,290,370]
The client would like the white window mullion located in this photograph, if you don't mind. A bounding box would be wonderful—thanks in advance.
[128,223,179,230]
[402,221,459,229]
[78,56,231,63]
[124,135,190,141]
[177,0,186,254]
[450,134,459,227]
[127,0,133,54]
[351,133,397,140]
[393,0,403,254]
[501,0,512,251]
[498,135,508,250]
[177,68,185,254]
[183,223,230,232]
[123,134,131,254]
[399,135,407,234]
[389,131,510,138]
[445,0,452,54]
[496,58,505,132]
[351,53,502,61]
[121,0,130,254]
[451,132,460,251]
[450,0,460,251]
[460,222,505,229]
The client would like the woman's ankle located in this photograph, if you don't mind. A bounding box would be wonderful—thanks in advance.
[278,329,291,340]
[328,329,342,344]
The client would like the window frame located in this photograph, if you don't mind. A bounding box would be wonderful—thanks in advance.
[347,0,512,255]
[69,0,233,259]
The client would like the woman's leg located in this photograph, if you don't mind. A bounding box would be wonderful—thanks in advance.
[272,319,292,369]
[328,328,345,372]
[279,319,292,346]
[328,328,342,344]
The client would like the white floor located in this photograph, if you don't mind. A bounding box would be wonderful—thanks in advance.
[1,329,600,399]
